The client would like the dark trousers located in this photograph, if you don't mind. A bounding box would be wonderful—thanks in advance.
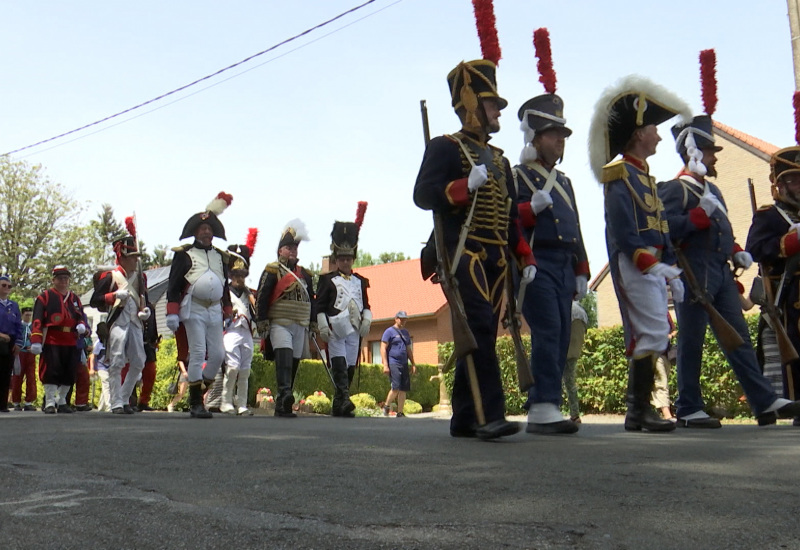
[39,344,80,387]
[522,248,575,407]
[450,243,507,430]
[675,258,776,417]
[0,352,13,410]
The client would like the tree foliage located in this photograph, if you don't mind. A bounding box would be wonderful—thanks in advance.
[0,157,92,298]
[354,250,407,268]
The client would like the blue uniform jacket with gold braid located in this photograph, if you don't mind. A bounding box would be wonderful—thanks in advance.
[659,171,743,262]
[514,162,589,277]
[602,155,675,271]
[413,131,535,267]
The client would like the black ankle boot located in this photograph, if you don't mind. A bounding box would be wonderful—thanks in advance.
[274,349,296,417]
[189,382,212,418]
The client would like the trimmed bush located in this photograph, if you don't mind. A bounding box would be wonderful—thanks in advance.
[351,393,377,409]
[403,399,422,415]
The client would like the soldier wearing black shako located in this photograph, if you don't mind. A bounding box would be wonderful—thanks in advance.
[414,58,536,440]
[513,28,589,435]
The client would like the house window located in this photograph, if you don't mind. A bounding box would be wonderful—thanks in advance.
[370,340,381,363]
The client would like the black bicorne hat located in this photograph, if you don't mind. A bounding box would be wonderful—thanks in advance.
[607,94,680,161]
[180,192,233,241]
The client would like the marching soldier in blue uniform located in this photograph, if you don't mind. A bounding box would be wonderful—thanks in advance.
[414,59,536,440]
[747,145,800,421]
[660,116,800,427]
[588,75,690,433]
[514,28,589,435]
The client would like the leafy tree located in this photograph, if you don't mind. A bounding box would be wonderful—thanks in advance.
[0,157,93,298]
[87,203,127,268]
[353,250,375,267]
[580,291,598,329]
[378,251,407,264]
[142,244,172,269]
[354,250,406,268]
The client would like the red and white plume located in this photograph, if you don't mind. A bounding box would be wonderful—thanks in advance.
[699,49,717,117]
[354,201,367,229]
[245,227,258,255]
[472,0,501,65]
[207,192,233,215]
[533,28,556,94]
[124,216,136,238]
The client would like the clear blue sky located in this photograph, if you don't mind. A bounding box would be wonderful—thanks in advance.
[1,1,795,283]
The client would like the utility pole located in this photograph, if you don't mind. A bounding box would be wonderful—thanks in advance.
[789,0,800,90]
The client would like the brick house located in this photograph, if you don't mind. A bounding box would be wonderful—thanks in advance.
[352,258,449,365]
[591,121,779,327]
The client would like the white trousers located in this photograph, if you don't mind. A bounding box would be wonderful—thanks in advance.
[107,321,146,409]
[96,369,111,412]
[328,331,359,365]
[616,253,670,357]
[221,326,253,413]
[183,304,225,382]
[269,323,306,359]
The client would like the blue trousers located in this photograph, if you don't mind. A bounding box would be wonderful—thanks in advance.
[450,243,508,431]
[522,248,575,407]
[675,257,776,417]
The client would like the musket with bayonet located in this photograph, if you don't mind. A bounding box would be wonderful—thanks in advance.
[420,99,484,425]
[747,178,799,365]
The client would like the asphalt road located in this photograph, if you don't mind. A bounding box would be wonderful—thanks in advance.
[1,411,799,550]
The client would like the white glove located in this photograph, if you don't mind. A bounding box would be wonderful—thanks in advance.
[520,265,537,285]
[30,343,43,355]
[648,262,682,281]
[530,190,554,215]
[115,289,130,302]
[698,192,721,216]
[76,323,87,335]
[137,307,152,321]
[317,313,331,343]
[359,309,373,338]
[733,251,753,270]
[668,278,685,303]
[575,274,588,300]
[166,314,180,333]
[467,164,488,192]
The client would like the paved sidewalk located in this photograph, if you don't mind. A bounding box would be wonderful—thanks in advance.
[1,411,798,549]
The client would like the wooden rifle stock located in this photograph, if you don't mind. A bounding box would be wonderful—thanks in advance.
[502,268,533,392]
[674,249,744,353]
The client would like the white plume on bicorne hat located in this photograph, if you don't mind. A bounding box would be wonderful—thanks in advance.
[207,192,233,215]
[587,74,692,182]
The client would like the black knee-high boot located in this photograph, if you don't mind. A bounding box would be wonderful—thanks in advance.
[274,348,296,418]
[624,355,675,432]
[331,357,355,418]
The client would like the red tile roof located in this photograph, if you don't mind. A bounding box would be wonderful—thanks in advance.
[354,258,447,322]
[713,120,779,156]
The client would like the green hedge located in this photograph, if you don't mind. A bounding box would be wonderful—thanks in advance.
[146,341,443,411]
[439,314,761,418]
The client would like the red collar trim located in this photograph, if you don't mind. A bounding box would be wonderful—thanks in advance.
[623,154,647,172]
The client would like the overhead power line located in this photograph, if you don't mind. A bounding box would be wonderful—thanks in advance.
[3,0,383,156]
